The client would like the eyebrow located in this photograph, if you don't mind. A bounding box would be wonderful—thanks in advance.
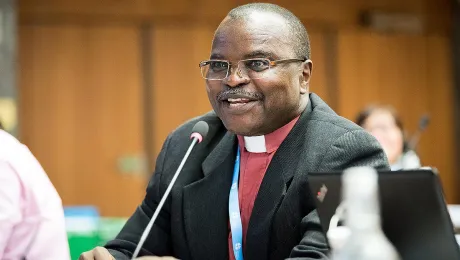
[243,50,278,60]
[209,53,225,60]
[209,50,278,61]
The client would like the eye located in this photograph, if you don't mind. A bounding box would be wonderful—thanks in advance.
[209,61,229,72]
[246,59,270,72]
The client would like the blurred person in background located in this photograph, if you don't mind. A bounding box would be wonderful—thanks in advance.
[356,105,422,170]
[0,121,70,259]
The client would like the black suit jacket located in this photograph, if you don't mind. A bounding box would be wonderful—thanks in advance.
[105,93,390,260]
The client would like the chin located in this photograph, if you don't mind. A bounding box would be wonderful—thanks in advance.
[223,121,261,136]
[217,109,265,136]
[226,125,254,136]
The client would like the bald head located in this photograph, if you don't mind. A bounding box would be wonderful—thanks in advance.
[222,3,310,60]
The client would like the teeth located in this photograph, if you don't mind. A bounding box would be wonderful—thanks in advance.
[228,98,249,103]
[228,98,242,102]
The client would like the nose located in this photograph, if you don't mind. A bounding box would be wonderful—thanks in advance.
[223,63,250,88]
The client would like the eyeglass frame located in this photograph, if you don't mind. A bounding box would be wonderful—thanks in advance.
[198,57,309,80]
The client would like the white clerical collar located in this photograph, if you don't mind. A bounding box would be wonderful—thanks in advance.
[243,135,267,153]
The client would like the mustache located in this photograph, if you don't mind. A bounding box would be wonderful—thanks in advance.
[216,88,264,101]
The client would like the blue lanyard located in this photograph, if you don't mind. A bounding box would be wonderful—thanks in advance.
[229,146,244,260]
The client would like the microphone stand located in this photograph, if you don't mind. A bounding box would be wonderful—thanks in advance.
[131,137,200,259]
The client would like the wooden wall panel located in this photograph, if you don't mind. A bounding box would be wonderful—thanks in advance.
[19,25,147,216]
[425,36,456,201]
[18,0,234,25]
[19,0,452,34]
[19,26,83,206]
[309,31,331,105]
[151,25,215,156]
[337,31,455,202]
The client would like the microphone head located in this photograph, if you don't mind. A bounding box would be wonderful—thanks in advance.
[419,114,430,131]
[190,121,209,143]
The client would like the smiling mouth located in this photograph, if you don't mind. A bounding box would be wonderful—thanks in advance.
[220,98,260,114]
[217,91,262,114]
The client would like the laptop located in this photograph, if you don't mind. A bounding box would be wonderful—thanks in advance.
[308,169,460,260]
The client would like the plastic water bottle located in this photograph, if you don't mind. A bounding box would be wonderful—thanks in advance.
[330,167,400,260]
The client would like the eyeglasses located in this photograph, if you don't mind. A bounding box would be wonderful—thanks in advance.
[198,57,308,80]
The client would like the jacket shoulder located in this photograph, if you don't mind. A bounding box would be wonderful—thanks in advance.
[308,93,363,135]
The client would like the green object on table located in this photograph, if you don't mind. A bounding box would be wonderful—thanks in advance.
[98,217,128,245]
[67,230,100,260]
[65,205,128,260]
[67,217,127,260]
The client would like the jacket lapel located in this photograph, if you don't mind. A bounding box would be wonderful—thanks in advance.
[183,131,236,260]
[245,101,313,260]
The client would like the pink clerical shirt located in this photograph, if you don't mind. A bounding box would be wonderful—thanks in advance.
[0,130,70,259]
[229,116,300,260]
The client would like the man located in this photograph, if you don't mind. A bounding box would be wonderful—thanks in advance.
[0,122,71,259]
[81,3,389,260]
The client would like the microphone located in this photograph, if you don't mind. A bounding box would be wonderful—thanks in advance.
[131,121,209,259]
[408,114,430,151]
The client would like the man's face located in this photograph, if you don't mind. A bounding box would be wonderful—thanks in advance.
[206,13,311,136]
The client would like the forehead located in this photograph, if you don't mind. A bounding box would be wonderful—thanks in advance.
[366,110,397,126]
[211,13,294,60]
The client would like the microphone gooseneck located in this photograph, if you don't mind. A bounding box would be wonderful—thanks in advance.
[408,114,430,151]
[131,121,209,259]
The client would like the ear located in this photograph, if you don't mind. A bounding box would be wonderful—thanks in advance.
[300,60,313,94]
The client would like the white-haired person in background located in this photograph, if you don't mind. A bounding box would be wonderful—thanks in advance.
[0,121,70,259]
